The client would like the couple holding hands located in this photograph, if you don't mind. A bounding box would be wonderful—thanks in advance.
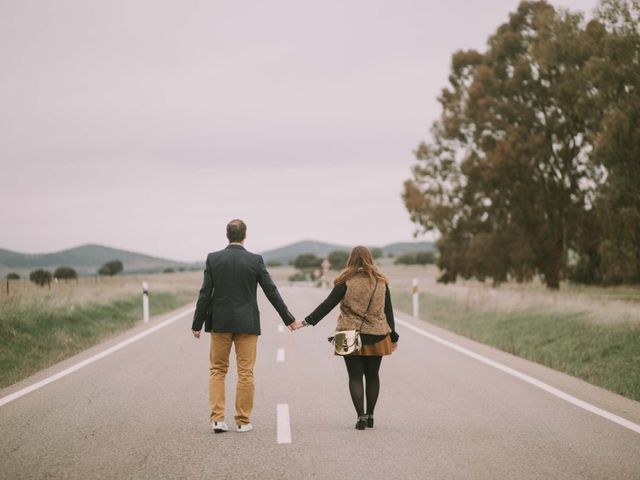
[191,219,399,433]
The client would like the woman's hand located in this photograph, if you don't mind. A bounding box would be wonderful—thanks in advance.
[288,320,304,331]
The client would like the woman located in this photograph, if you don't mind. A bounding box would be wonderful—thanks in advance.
[302,246,399,430]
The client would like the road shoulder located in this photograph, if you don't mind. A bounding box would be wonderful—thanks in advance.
[395,311,640,425]
[0,302,196,403]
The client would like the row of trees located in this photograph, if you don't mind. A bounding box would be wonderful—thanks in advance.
[287,249,435,282]
[25,268,79,287]
[292,249,385,272]
[394,251,436,266]
[403,0,640,289]
[6,260,124,287]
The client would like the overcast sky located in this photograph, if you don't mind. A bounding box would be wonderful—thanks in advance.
[0,0,598,261]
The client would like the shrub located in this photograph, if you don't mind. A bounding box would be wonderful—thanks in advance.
[54,266,78,280]
[394,251,436,266]
[98,260,124,276]
[293,253,322,270]
[288,269,321,281]
[266,260,283,267]
[162,268,175,273]
[6,272,20,280]
[328,250,349,270]
[29,269,52,286]
[288,271,310,282]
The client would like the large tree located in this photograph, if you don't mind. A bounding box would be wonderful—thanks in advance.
[404,1,606,289]
[572,0,640,284]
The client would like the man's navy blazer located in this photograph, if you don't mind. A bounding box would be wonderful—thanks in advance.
[191,244,294,334]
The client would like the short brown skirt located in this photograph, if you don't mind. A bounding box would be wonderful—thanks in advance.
[336,334,394,357]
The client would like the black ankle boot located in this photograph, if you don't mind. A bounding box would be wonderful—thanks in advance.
[355,416,367,430]
[366,414,374,428]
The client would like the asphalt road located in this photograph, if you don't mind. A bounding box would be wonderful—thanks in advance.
[1,286,639,480]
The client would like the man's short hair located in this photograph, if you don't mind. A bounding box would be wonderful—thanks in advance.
[226,219,247,243]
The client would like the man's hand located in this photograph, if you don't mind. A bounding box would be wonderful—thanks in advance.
[391,342,398,353]
[192,329,201,339]
[287,320,304,332]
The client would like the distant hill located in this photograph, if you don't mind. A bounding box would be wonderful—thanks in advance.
[260,240,436,264]
[0,244,188,277]
[382,241,436,256]
[0,240,438,277]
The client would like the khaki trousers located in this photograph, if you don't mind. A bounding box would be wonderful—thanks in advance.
[209,332,258,425]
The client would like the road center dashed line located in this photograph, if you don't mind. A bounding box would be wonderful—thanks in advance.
[276,348,286,363]
[277,403,292,444]
[395,314,640,435]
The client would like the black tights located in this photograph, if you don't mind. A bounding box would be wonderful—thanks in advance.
[343,356,382,417]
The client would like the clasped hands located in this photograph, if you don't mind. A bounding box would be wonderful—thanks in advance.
[287,320,306,332]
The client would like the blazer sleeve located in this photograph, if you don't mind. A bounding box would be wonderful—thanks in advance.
[304,282,347,325]
[192,257,213,331]
[256,256,295,325]
[384,283,399,342]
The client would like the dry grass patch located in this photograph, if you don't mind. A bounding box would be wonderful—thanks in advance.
[0,272,201,389]
[384,265,640,325]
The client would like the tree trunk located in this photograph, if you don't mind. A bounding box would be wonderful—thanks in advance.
[543,244,563,290]
[544,270,560,290]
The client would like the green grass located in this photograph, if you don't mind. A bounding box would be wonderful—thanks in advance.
[0,291,193,388]
[393,292,640,401]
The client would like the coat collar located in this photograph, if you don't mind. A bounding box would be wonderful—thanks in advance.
[226,244,246,250]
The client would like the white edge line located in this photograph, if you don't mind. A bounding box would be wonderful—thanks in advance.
[277,403,292,444]
[395,315,640,435]
[276,348,286,363]
[0,306,196,408]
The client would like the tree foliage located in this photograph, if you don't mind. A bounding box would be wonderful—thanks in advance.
[394,251,436,266]
[98,260,124,276]
[54,266,78,280]
[293,254,323,270]
[30,269,52,287]
[571,0,640,285]
[404,0,640,289]
[327,250,349,270]
[6,272,20,280]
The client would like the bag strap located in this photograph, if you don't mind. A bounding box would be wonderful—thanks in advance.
[355,280,379,331]
[362,280,379,321]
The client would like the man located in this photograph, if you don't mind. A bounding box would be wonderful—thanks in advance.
[191,219,302,433]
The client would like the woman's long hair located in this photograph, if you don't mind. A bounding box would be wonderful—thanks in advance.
[334,246,387,285]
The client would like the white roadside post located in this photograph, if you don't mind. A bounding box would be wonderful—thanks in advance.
[412,278,419,318]
[142,281,150,323]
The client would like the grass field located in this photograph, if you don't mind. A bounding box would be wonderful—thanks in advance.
[0,267,299,389]
[0,272,203,389]
[3,264,639,401]
[0,271,204,305]
[382,265,640,402]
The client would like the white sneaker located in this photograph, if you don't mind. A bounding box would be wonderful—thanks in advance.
[236,423,254,433]
[212,421,229,433]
